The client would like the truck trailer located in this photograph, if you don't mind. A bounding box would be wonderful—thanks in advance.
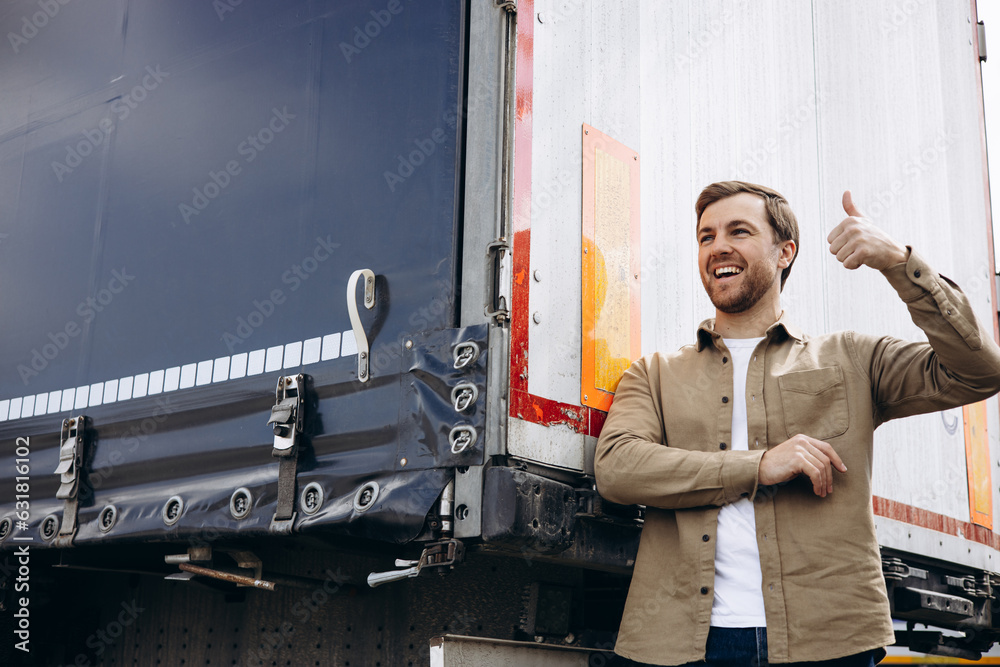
[0,0,997,665]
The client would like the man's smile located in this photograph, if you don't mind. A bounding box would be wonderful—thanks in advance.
[712,264,744,281]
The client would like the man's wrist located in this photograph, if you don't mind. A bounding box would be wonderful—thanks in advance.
[722,449,765,503]
[885,244,909,268]
[880,246,928,301]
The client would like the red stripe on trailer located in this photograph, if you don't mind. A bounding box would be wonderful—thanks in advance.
[508,0,608,436]
[509,0,533,397]
[874,496,997,549]
[510,388,606,437]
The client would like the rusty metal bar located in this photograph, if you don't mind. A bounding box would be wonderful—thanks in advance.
[178,563,276,591]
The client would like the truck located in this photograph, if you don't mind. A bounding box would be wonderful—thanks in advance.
[0,0,997,664]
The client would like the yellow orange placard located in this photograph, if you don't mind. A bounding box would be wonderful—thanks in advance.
[964,400,993,528]
[581,124,640,411]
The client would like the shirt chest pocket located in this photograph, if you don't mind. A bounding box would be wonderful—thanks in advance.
[777,366,849,440]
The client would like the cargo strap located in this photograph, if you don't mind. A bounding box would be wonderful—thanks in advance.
[53,416,88,547]
[273,455,298,526]
[268,376,305,534]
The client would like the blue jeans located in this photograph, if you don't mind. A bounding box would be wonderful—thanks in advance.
[620,627,878,667]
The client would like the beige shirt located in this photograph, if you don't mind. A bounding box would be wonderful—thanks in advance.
[594,250,1000,665]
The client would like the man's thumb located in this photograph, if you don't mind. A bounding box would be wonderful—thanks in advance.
[842,190,864,218]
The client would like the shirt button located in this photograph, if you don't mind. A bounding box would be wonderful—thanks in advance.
[719,442,727,450]
[701,586,710,595]
[722,396,729,403]
[914,269,921,278]
[769,584,774,591]
[702,534,710,542]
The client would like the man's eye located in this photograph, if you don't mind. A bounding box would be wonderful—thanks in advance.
[699,236,712,244]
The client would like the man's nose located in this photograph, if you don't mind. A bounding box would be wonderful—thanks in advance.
[710,236,733,255]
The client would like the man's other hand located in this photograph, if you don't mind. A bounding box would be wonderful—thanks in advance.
[827,191,908,270]
[758,434,847,497]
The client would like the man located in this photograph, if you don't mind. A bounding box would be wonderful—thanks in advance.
[595,181,1000,666]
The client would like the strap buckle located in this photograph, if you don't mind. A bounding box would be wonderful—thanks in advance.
[54,416,89,546]
[268,375,306,533]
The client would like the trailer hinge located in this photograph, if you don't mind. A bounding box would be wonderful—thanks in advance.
[978,21,987,62]
[53,416,89,547]
[268,375,307,534]
[485,238,510,323]
[495,0,516,13]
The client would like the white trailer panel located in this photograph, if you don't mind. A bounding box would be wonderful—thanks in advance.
[508,0,1000,572]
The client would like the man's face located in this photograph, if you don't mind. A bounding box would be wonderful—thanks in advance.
[697,193,786,314]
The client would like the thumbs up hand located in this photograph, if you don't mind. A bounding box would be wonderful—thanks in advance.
[827,191,908,270]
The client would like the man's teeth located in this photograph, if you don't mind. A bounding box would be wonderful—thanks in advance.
[715,267,743,277]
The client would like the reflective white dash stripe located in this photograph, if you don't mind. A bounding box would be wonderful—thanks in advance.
[0,330,356,423]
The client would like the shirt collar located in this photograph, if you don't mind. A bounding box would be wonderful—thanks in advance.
[695,311,803,351]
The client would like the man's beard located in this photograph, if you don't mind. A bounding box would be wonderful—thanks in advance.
[703,257,778,314]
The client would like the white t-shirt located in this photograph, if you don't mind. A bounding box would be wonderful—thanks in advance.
[710,337,767,628]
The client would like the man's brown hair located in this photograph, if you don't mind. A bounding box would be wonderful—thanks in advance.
[695,180,800,291]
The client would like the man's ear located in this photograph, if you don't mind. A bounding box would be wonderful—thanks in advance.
[777,240,796,269]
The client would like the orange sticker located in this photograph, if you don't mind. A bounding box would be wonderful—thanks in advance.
[581,124,640,411]
[964,400,993,528]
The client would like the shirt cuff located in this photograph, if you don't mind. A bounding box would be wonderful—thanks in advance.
[880,246,932,302]
[721,449,765,503]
